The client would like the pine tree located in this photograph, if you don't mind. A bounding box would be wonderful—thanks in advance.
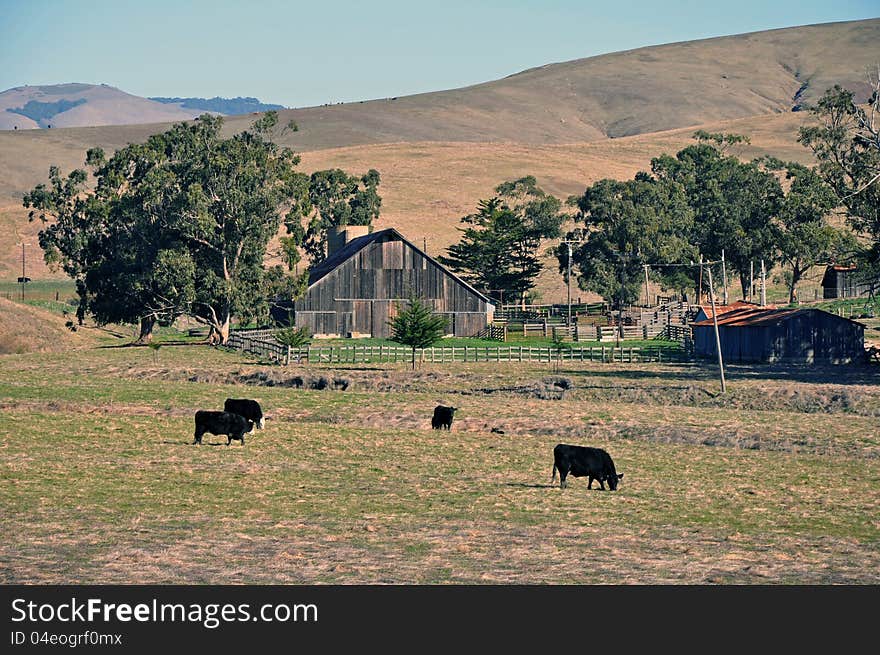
[388,295,448,370]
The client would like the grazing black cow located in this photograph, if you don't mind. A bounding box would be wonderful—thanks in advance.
[224,398,265,429]
[551,444,623,490]
[431,405,457,430]
[193,410,254,446]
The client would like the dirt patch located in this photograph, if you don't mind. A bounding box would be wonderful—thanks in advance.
[570,382,880,417]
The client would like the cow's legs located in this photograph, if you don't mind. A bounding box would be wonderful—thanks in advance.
[559,469,568,489]
[193,429,204,445]
[587,476,594,489]
[598,478,606,490]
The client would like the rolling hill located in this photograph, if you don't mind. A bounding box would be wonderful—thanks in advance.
[0,18,876,300]
[249,17,879,150]
[0,83,203,130]
[0,84,287,131]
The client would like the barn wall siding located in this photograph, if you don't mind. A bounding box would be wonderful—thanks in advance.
[694,310,865,364]
[293,233,491,338]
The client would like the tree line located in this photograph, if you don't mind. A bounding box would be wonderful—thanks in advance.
[442,84,879,309]
[23,81,880,342]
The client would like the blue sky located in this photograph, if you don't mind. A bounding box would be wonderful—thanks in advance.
[1,0,877,107]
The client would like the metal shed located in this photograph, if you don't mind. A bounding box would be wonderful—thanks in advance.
[279,227,495,338]
[692,307,865,364]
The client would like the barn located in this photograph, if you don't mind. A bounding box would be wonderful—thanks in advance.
[277,226,495,338]
[821,265,872,299]
[692,307,865,364]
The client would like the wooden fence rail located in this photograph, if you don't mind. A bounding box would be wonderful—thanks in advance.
[226,332,689,365]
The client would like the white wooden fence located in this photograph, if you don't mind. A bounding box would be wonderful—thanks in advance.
[226,331,687,365]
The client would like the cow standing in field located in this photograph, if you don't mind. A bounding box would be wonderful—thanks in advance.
[432,405,457,430]
[551,444,623,490]
[193,410,254,446]
[224,398,265,429]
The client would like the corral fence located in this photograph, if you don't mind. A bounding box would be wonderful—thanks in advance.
[495,321,683,342]
[226,330,690,366]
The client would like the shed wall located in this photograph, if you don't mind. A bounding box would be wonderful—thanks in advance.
[694,312,864,364]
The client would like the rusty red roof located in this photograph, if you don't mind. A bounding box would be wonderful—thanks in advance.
[696,300,774,320]
[692,307,865,328]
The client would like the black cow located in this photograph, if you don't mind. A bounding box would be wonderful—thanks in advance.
[551,444,623,490]
[193,410,254,446]
[224,398,265,429]
[431,405,457,430]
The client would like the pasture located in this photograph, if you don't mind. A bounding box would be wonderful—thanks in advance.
[0,341,878,584]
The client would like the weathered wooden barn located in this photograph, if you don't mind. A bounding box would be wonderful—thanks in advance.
[822,265,872,299]
[692,307,865,364]
[277,226,494,338]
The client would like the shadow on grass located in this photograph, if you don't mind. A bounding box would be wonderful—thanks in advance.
[161,440,232,447]
[503,482,557,489]
[99,340,203,349]
[560,363,880,386]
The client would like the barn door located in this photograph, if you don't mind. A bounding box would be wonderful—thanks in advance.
[338,312,354,338]
[372,301,396,339]
[352,301,371,337]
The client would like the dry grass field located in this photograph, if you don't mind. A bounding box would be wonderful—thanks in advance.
[1,334,878,584]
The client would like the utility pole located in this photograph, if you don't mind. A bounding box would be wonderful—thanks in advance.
[749,260,754,303]
[616,252,629,347]
[644,264,650,308]
[697,254,704,305]
[566,241,572,327]
[760,259,766,307]
[562,239,585,333]
[721,250,729,306]
[619,264,623,346]
[706,265,727,393]
[17,243,30,302]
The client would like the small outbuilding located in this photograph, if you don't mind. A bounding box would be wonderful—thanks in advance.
[273,226,495,338]
[692,307,865,364]
[821,265,871,299]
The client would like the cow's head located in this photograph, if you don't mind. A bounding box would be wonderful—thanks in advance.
[606,472,624,491]
[258,417,266,430]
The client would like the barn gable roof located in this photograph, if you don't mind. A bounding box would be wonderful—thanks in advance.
[692,307,865,328]
[305,227,494,304]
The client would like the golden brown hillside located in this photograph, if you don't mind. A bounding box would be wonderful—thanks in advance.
[1,18,877,201]
[0,297,98,354]
[264,18,879,149]
[0,109,820,301]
